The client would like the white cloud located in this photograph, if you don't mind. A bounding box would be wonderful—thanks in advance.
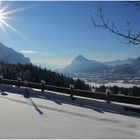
[20,50,39,54]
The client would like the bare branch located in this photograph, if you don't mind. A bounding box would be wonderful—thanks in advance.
[128,1,140,7]
[91,7,140,45]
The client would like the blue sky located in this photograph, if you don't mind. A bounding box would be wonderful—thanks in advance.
[0,1,140,68]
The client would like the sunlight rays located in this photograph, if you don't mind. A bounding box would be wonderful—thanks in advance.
[0,2,11,13]
[0,19,29,41]
[0,1,33,43]
[1,6,31,16]
[0,21,8,37]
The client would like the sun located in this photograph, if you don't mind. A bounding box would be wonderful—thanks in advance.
[0,10,2,19]
[0,2,16,34]
[0,10,3,23]
[0,9,6,26]
[0,1,33,41]
[0,2,10,28]
[0,12,3,26]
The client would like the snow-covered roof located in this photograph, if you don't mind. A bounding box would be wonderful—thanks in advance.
[0,84,140,139]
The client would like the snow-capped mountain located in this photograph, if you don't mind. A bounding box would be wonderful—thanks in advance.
[0,42,31,64]
[63,54,109,74]
[62,55,140,75]
[104,58,135,66]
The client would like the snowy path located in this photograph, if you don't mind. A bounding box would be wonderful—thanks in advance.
[0,85,140,139]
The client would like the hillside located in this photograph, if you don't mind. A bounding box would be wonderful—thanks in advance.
[105,58,134,66]
[0,61,90,91]
[0,42,30,64]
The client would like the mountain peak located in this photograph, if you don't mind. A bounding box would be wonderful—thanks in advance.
[74,54,88,61]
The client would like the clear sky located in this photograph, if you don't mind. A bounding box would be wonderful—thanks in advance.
[0,1,140,69]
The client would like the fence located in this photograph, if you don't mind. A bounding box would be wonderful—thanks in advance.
[0,78,140,105]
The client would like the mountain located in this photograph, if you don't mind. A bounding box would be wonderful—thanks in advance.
[111,64,138,74]
[129,57,140,72]
[63,54,109,74]
[0,61,91,90]
[62,55,140,75]
[105,57,140,74]
[104,58,134,66]
[0,42,31,64]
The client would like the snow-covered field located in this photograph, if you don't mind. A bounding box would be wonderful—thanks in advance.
[0,84,140,139]
[87,82,140,88]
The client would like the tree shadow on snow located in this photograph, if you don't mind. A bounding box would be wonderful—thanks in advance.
[28,98,43,115]
[0,84,43,115]
[0,84,140,118]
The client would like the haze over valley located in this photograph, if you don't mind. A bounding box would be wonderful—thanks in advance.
[0,41,140,88]
[0,1,140,89]
[61,54,140,87]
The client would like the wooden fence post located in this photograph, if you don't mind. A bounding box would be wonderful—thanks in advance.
[0,75,3,83]
[106,88,111,104]
[24,81,29,98]
[69,84,75,100]
[17,77,22,87]
[41,80,46,92]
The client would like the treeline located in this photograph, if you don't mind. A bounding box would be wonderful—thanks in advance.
[0,61,91,91]
[93,85,140,97]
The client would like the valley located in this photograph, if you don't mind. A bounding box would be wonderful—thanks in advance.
[73,73,140,88]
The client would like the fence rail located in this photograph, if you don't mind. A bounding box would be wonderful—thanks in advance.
[0,78,140,105]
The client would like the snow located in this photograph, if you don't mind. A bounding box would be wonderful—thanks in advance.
[87,82,140,88]
[0,84,140,139]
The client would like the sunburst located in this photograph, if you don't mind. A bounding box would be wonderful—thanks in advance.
[0,1,33,41]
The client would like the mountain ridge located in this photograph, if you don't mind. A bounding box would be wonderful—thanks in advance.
[0,42,31,64]
[104,58,135,66]
[63,54,109,74]
[62,54,140,75]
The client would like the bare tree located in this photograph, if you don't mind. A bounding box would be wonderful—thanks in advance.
[91,6,140,45]
[128,1,140,7]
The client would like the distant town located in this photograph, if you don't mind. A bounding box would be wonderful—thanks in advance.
[73,73,140,88]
